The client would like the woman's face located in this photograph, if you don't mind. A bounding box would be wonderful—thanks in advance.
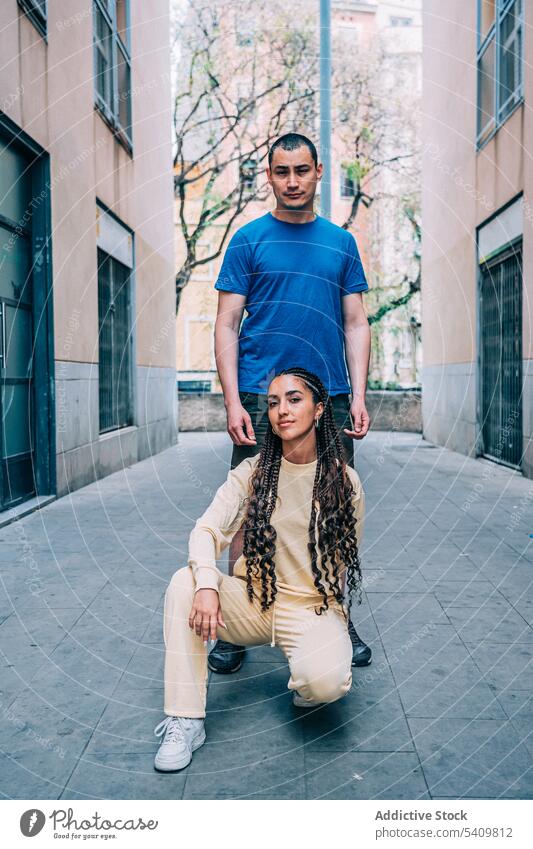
[267,375,323,442]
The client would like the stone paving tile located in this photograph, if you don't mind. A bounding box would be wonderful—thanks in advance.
[302,688,414,753]
[495,690,533,759]
[304,751,430,799]
[418,559,484,583]
[41,636,129,701]
[356,548,412,571]
[463,642,533,692]
[0,660,35,711]
[84,584,157,640]
[0,608,83,674]
[119,643,165,690]
[431,579,507,607]
[139,608,165,645]
[460,537,531,572]
[6,573,108,612]
[0,753,65,800]
[62,753,187,800]
[363,568,430,594]
[369,592,451,641]
[382,616,457,650]
[480,562,533,600]
[1,432,533,799]
[183,739,306,799]
[446,602,533,644]
[408,716,533,799]
[0,699,95,799]
[382,622,507,719]
[512,599,533,628]
[84,690,166,756]
[12,668,110,727]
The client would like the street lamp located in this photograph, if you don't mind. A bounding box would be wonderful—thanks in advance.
[319,0,331,220]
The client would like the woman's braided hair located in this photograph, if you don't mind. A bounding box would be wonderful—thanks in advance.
[241,366,363,615]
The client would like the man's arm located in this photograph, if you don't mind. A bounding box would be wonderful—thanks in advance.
[215,291,257,446]
[342,291,371,439]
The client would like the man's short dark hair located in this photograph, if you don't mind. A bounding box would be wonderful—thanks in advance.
[268,133,318,168]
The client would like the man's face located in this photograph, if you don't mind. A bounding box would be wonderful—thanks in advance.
[266,145,323,210]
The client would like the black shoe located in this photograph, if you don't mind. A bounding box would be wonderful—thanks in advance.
[348,619,372,667]
[207,640,246,674]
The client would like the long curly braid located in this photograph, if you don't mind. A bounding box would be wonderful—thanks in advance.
[241,366,363,615]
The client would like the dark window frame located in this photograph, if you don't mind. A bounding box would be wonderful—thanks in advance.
[390,15,413,27]
[97,247,134,434]
[340,165,355,199]
[0,112,56,506]
[17,0,47,39]
[476,0,523,149]
[93,0,132,153]
[240,157,257,193]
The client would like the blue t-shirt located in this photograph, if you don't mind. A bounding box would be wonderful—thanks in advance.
[214,212,368,395]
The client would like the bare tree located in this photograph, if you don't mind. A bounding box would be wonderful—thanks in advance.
[333,36,421,326]
[172,0,421,337]
[172,0,318,311]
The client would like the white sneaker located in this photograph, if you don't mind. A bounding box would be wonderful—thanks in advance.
[292,691,324,708]
[153,715,206,772]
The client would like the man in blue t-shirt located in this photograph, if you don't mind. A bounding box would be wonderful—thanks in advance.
[209,132,372,674]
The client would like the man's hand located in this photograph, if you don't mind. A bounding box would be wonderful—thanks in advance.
[226,401,257,446]
[189,589,226,644]
[343,397,370,440]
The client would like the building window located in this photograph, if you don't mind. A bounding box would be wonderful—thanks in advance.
[499,0,522,121]
[97,249,133,433]
[93,0,132,149]
[96,204,134,433]
[177,380,212,394]
[477,0,523,147]
[390,16,413,27]
[236,82,251,114]
[235,12,255,47]
[17,0,47,37]
[340,165,355,199]
[337,24,359,48]
[240,158,257,194]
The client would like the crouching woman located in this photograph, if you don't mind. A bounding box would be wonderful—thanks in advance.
[154,367,365,772]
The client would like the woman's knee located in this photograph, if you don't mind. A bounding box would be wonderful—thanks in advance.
[167,566,195,602]
[291,658,352,704]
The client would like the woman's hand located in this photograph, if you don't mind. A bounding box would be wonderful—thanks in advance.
[188,588,226,644]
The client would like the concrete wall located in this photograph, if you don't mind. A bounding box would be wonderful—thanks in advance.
[422,0,532,478]
[1,1,177,497]
[179,390,422,433]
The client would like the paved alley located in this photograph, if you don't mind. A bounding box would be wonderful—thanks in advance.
[1,431,532,799]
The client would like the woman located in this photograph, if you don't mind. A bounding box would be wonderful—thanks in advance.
[154,366,365,772]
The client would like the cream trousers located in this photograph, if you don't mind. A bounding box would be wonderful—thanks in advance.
[163,567,353,718]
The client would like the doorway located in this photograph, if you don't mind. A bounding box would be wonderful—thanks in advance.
[479,241,523,469]
[0,119,55,512]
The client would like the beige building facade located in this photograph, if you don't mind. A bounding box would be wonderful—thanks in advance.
[0,0,176,516]
[422,0,531,477]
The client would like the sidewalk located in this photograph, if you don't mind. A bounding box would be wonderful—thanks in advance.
[0,431,532,799]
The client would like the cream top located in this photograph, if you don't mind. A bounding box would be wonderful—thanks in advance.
[188,453,365,600]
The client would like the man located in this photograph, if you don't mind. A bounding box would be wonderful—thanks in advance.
[209,132,371,674]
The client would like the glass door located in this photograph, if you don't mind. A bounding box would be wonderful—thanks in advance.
[0,139,36,510]
[480,243,523,469]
